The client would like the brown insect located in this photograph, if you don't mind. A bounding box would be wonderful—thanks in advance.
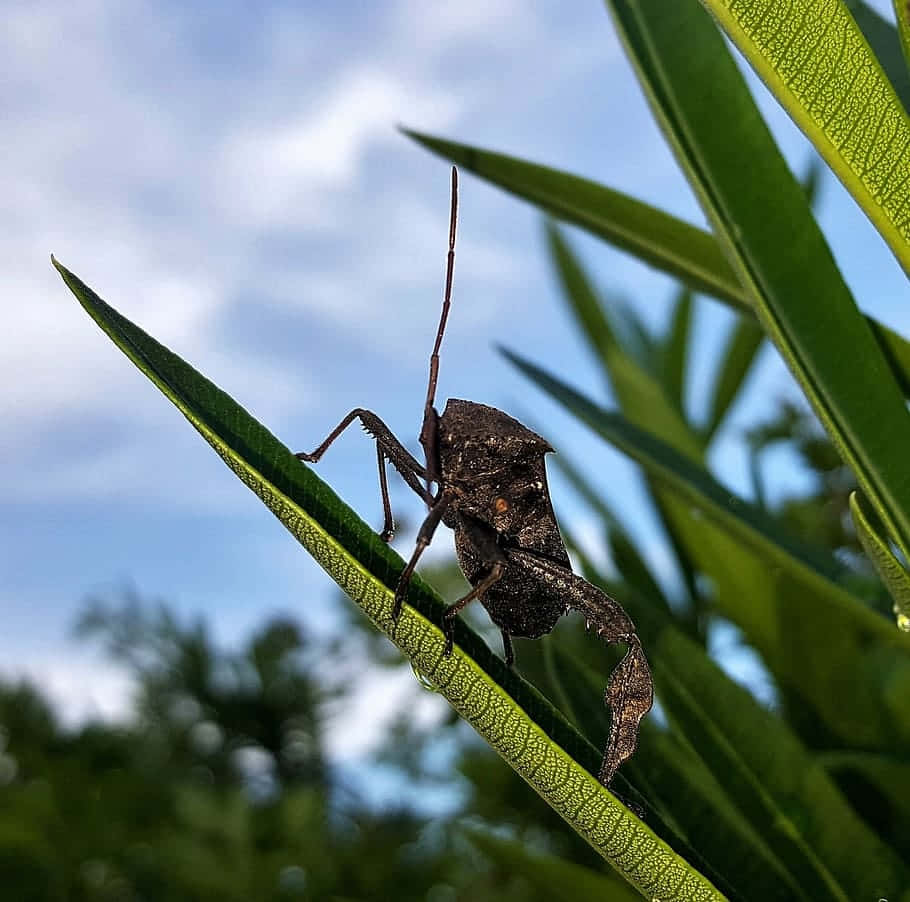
[297,168,653,785]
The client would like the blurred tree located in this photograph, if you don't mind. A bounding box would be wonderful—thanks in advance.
[2,591,630,901]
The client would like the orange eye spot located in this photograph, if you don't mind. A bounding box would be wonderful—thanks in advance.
[494,497,509,513]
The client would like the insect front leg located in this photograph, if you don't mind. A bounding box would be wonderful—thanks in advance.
[392,491,453,621]
[296,408,433,539]
[505,548,653,786]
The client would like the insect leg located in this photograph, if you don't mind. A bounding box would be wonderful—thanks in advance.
[296,408,433,507]
[504,548,653,786]
[376,444,394,542]
[442,513,509,658]
[441,562,505,657]
[391,491,453,621]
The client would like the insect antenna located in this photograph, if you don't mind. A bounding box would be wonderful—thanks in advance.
[424,166,458,417]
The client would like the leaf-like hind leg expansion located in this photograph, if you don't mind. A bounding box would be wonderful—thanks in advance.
[505,548,653,786]
[296,409,434,512]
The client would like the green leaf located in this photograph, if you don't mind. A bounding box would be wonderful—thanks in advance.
[890,0,910,77]
[505,350,910,757]
[627,728,795,902]
[701,318,765,443]
[818,750,910,860]
[800,156,824,210]
[560,535,910,900]
[546,223,700,462]
[609,0,910,566]
[407,128,747,308]
[552,452,671,614]
[662,288,693,414]
[53,257,728,901]
[845,0,910,115]
[406,131,910,403]
[546,223,706,612]
[653,626,910,900]
[850,490,910,630]
[464,828,642,902]
[699,0,910,275]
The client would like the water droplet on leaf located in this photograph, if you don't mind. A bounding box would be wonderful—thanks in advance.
[411,662,438,692]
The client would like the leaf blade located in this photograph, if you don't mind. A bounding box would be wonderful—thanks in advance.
[702,317,765,443]
[53,257,728,901]
[700,0,910,274]
[850,490,910,629]
[609,0,910,565]
[406,130,910,402]
[406,128,747,308]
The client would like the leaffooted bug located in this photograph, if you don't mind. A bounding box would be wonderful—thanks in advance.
[296,168,653,786]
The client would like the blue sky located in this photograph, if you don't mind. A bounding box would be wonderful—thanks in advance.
[4,0,908,780]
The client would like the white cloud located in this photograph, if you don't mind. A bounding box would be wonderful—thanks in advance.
[1,0,625,523]
[217,68,460,230]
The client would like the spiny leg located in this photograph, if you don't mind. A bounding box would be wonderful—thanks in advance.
[392,491,452,622]
[442,562,505,656]
[296,408,433,531]
[505,548,653,786]
[376,444,394,542]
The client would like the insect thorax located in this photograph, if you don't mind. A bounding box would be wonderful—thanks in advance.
[438,399,569,565]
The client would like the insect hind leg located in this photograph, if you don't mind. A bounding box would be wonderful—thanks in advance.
[504,548,653,786]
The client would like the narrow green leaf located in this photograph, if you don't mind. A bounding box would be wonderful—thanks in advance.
[546,224,706,613]
[406,130,910,402]
[465,828,642,902]
[701,318,765,443]
[407,128,748,308]
[818,750,910,859]
[53,257,727,901]
[662,288,693,413]
[801,156,825,210]
[850,490,910,630]
[552,452,671,614]
[654,626,909,900]
[891,0,910,76]
[505,350,910,756]
[610,299,660,374]
[562,532,910,900]
[699,0,910,274]
[546,223,702,462]
[845,0,910,114]
[627,728,795,902]
[544,222,620,375]
[609,0,910,564]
